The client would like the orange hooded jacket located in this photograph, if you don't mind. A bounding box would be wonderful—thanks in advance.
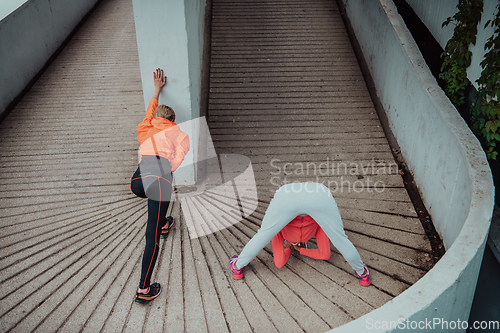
[137,99,190,172]
[271,215,331,268]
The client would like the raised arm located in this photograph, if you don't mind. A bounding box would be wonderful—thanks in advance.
[152,68,166,100]
[136,69,167,143]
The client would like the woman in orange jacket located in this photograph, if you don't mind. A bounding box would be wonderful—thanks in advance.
[230,182,371,286]
[131,68,190,303]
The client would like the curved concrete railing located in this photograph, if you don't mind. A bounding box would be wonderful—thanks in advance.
[331,0,495,331]
[0,0,99,117]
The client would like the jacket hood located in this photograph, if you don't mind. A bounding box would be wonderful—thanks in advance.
[151,117,176,130]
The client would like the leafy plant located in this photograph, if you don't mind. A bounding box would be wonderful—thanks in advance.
[472,4,500,160]
[440,0,483,109]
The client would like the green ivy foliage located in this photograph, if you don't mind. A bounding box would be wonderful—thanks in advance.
[472,4,500,160]
[440,0,483,109]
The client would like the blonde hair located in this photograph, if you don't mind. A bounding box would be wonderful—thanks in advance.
[154,104,176,122]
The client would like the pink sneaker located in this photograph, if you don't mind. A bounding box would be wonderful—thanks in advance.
[229,255,243,279]
[358,264,371,286]
[160,216,174,239]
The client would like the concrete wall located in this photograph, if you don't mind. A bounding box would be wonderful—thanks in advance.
[0,0,28,21]
[332,0,495,331]
[132,0,207,185]
[405,0,497,89]
[185,0,206,122]
[0,0,100,117]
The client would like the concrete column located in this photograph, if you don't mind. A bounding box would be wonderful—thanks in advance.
[132,0,206,185]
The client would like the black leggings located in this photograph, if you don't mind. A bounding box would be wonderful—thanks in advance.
[130,156,173,289]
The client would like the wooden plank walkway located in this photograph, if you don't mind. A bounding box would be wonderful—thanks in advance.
[0,0,436,332]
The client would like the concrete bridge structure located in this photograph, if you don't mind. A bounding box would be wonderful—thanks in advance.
[0,0,494,332]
